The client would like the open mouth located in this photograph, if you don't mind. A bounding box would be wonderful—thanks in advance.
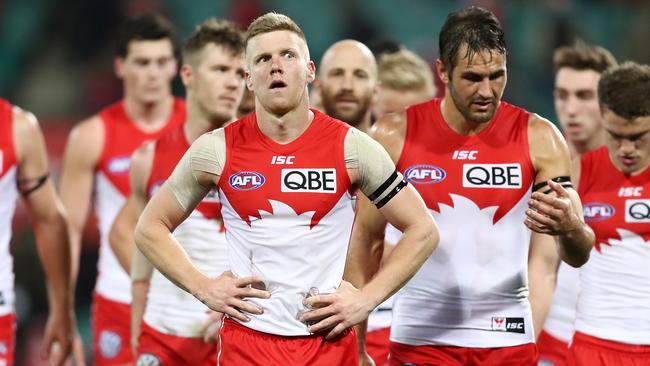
[270,80,287,89]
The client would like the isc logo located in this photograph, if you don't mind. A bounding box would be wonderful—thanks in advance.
[452,150,478,160]
[281,169,336,193]
[404,165,446,184]
[229,171,265,191]
[271,155,295,165]
[462,163,521,189]
[583,202,615,222]
[108,156,131,174]
[619,187,643,197]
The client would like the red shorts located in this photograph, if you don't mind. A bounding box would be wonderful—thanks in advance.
[0,313,15,366]
[389,341,538,366]
[567,331,650,366]
[218,318,358,365]
[537,330,570,366]
[92,292,132,365]
[367,327,390,366]
[136,321,217,365]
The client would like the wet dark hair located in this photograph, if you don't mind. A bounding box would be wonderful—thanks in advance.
[439,6,506,73]
[115,13,176,57]
[599,61,650,119]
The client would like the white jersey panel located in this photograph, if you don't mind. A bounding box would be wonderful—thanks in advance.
[575,228,650,345]
[0,167,18,315]
[94,172,131,303]
[220,192,355,336]
[391,193,534,347]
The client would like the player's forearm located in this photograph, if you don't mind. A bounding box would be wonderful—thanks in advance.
[110,220,136,273]
[131,280,149,340]
[360,220,437,310]
[528,263,557,339]
[34,210,73,313]
[354,319,369,355]
[134,219,206,295]
[558,222,593,267]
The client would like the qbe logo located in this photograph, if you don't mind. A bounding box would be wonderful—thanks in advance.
[404,165,446,184]
[281,169,336,193]
[583,202,615,223]
[491,317,525,334]
[462,164,521,189]
[229,171,265,191]
[625,199,650,223]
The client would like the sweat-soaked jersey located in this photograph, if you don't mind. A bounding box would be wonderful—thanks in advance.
[391,98,536,347]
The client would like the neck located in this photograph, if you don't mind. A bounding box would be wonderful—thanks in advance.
[569,132,605,158]
[256,94,313,144]
[184,97,233,144]
[123,94,174,131]
[440,95,491,136]
[354,111,373,133]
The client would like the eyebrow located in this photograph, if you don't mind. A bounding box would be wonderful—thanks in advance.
[460,69,505,79]
[606,128,650,140]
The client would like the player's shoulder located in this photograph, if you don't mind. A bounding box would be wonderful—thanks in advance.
[527,113,563,141]
[371,110,406,144]
[12,105,42,138]
[63,114,104,165]
[70,114,104,142]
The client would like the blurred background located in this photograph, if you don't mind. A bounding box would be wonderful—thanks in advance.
[3,0,650,363]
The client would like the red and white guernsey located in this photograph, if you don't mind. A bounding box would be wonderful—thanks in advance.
[0,99,18,317]
[142,124,228,337]
[94,99,185,304]
[576,146,650,345]
[391,98,535,347]
[218,111,355,336]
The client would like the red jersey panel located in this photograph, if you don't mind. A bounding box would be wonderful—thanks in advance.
[391,98,536,347]
[146,123,220,219]
[575,146,650,345]
[97,98,186,196]
[218,110,355,336]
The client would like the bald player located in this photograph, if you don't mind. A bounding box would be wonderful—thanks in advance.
[315,39,378,133]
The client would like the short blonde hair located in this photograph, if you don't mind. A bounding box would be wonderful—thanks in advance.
[378,49,435,97]
[245,12,306,45]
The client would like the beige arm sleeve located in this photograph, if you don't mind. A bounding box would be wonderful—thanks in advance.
[344,128,405,207]
[166,129,227,211]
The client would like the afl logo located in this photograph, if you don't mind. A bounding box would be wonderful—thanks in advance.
[404,165,446,184]
[229,171,265,191]
[583,202,615,222]
[107,156,131,174]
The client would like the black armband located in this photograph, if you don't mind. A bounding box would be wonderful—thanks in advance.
[532,176,573,194]
[369,170,408,209]
[17,174,49,196]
